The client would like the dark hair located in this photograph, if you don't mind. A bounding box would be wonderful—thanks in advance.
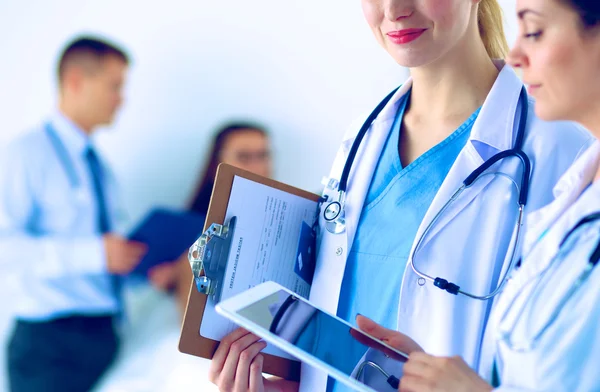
[188,122,269,214]
[562,0,600,28]
[57,36,130,82]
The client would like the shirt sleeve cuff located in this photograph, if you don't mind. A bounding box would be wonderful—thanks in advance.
[71,236,108,275]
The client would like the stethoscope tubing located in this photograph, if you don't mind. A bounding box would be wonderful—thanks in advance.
[324,86,531,301]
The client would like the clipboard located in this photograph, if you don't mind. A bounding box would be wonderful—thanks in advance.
[179,163,321,380]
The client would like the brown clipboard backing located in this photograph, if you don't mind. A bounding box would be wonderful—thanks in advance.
[179,163,321,380]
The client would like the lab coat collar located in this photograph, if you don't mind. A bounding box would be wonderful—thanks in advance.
[336,61,528,268]
[523,140,600,256]
[49,110,92,158]
[552,140,600,199]
[468,60,524,156]
[398,61,527,250]
[341,61,522,157]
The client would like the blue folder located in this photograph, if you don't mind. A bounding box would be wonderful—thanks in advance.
[127,208,206,278]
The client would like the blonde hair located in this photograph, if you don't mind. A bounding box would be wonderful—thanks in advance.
[478,0,509,59]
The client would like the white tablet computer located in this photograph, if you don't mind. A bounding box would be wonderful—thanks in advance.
[216,281,408,392]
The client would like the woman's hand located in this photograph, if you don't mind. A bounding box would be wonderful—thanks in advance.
[209,328,299,392]
[355,315,424,356]
[400,352,493,392]
[354,316,492,392]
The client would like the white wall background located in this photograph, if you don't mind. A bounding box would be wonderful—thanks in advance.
[0,0,518,390]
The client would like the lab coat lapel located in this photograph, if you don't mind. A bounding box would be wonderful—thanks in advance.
[308,83,412,317]
[493,142,600,347]
[408,65,523,251]
[411,145,492,249]
[522,141,600,256]
[342,83,413,249]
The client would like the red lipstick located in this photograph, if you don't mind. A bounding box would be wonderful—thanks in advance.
[386,29,427,44]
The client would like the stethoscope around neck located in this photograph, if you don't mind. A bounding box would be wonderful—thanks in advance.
[322,87,401,235]
[323,86,532,300]
[44,123,90,203]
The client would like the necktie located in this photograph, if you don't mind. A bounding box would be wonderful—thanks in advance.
[490,359,501,387]
[85,147,123,314]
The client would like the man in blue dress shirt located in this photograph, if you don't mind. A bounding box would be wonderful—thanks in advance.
[0,36,147,392]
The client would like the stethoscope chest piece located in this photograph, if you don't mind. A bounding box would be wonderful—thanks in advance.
[324,201,342,221]
[325,217,346,235]
[324,200,346,234]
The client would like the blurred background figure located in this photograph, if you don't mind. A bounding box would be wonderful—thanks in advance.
[0,36,147,392]
[148,122,273,310]
[189,122,273,214]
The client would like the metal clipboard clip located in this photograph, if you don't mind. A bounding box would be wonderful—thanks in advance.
[188,216,238,303]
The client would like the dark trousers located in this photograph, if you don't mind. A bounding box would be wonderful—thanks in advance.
[7,315,119,392]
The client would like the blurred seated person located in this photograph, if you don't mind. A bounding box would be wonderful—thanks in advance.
[149,122,273,310]
[188,121,273,214]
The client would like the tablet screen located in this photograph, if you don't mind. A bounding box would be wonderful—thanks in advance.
[235,289,407,382]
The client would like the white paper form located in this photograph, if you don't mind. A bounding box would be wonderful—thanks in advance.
[200,176,318,357]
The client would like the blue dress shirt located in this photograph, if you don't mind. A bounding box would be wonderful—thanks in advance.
[0,111,125,320]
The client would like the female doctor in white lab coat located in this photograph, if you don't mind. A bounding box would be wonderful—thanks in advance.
[371,0,600,390]
[207,1,593,392]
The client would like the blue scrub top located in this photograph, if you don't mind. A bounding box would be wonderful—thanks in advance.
[330,91,480,391]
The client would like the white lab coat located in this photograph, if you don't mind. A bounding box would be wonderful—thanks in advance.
[300,63,595,392]
[489,141,600,392]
